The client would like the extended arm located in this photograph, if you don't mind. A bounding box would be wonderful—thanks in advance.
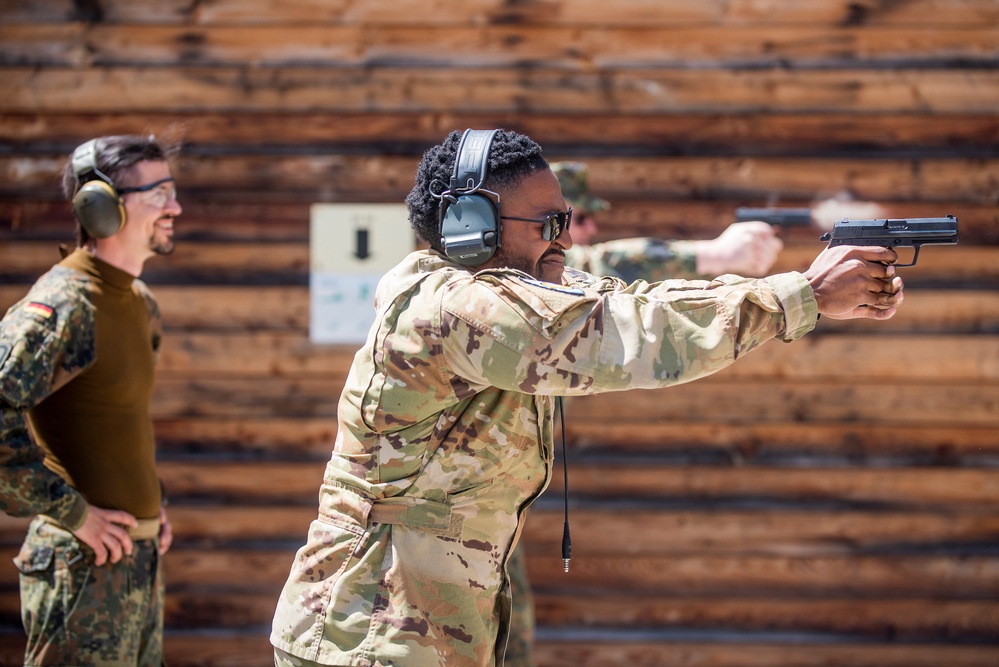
[566,221,782,282]
[443,243,903,394]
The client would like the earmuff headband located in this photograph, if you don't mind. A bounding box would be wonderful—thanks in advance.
[438,129,503,266]
[71,138,127,239]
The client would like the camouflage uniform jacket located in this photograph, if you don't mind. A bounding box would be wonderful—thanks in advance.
[565,237,701,284]
[271,249,817,667]
[0,250,162,529]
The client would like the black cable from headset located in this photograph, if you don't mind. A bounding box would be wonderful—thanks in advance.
[558,397,571,572]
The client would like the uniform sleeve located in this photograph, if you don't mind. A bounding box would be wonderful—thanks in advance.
[564,238,700,283]
[0,278,92,526]
[439,269,816,397]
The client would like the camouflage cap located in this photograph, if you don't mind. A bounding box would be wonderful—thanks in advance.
[551,161,610,213]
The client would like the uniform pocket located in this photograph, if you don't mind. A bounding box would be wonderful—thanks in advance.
[13,543,55,576]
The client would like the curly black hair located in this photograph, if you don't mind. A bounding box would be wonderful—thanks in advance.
[405,129,549,251]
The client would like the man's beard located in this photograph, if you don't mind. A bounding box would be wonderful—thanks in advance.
[150,235,175,256]
[491,246,541,279]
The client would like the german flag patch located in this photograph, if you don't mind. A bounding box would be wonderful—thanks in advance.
[23,302,55,320]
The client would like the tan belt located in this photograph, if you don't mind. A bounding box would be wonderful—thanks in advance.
[40,515,160,541]
[128,517,161,540]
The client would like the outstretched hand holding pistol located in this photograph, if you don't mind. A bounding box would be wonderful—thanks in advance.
[804,245,903,320]
[695,221,784,277]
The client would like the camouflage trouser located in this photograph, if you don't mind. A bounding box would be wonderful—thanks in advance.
[273,546,536,667]
[274,545,536,667]
[504,542,536,667]
[14,516,165,667]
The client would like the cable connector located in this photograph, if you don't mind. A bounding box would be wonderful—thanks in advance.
[561,519,572,573]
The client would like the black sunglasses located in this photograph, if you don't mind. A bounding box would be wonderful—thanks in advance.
[500,208,573,241]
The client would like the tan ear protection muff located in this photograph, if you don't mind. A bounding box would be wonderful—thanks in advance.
[438,129,501,266]
[71,139,127,239]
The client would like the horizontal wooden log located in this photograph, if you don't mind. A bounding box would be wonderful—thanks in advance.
[564,422,999,460]
[1,506,995,555]
[3,0,997,27]
[4,67,999,115]
[0,284,314,330]
[0,201,315,241]
[149,417,999,462]
[1,547,997,599]
[3,286,997,334]
[157,462,326,502]
[146,331,997,382]
[3,199,997,247]
[3,112,998,156]
[0,548,999,604]
[811,289,999,333]
[0,547,291,595]
[0,632,275,667]
[164,552,999,604]
[560,380,999,427]
[0,153,421,202]
[141,376,998,425]
[546,464,999,509]
[521,508,999,555]
[3,25,997,69]
[1,630,996,667]
[533,594,999,641]
[0,506,313,546]
[156,332,358,377]
[2,240,993,286]
[154,417,338,458]
[573,156,999,204]
[152,460,999,510]
[590,201,999,247]
[525,552,999,600]
[157,286,310,330]
[163,592,272,630]
[531,641,999,667]
[2,589,991,642]
[150,378,344,419]
[1,551,997,640]
[684,333,998,382]
[4,153,999,205]
[0,240,312,284]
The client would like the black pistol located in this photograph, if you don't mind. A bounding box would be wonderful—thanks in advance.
[819,215,958,267]
[734,207,813,227]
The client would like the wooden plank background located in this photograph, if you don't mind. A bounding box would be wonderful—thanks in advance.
[1,1,997,665]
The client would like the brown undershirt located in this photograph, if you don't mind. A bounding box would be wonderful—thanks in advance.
[28,249,161,520]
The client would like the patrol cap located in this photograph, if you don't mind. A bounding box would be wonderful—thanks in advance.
[551,161,610,214]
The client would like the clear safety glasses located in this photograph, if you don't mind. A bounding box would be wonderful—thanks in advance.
[118,177,177,209]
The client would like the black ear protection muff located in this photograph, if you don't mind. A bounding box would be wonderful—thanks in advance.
[438,129,501,266]
[71,139,127,239]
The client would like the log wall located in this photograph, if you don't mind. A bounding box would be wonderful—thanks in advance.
[1,1,997,665]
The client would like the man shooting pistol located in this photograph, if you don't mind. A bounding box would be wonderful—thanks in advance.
[820,215,959,267]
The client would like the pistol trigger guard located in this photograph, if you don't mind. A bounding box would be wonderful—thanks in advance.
[894,244,919,268]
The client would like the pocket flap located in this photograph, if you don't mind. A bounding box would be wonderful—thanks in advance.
[13,544,54,574]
